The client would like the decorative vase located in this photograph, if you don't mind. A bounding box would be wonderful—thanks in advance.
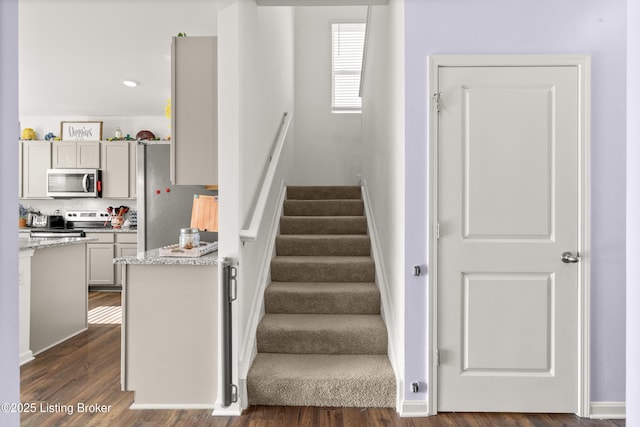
[110,216,124,229]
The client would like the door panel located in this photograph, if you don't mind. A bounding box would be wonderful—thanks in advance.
[437,65,579,412]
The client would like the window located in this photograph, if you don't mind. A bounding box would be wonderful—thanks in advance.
[331,22,366,113]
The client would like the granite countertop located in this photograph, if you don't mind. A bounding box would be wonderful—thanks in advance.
[19,236,99,251]
[20,227,137,234]
[113,248,218,266]
[82,227,137,234]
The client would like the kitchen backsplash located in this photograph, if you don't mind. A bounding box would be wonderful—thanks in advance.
[21,198,137,219]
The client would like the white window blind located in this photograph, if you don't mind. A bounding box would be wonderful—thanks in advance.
[331,22,366,113]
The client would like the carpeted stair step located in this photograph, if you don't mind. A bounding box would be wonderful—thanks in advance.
[271,256,375,282]
[280,216,367,235]
[256,313,388,354]
[283,199,364,216]
[264,282,380,314]
[247,353,396,407]
[276,235,370,256]
[287,186,361,200]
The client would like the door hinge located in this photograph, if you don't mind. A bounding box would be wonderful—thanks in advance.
[436,349,441,367]
[436,222,441,240]
[433,92,442,112]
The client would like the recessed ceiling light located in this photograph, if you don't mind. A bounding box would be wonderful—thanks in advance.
[122,79,138,87]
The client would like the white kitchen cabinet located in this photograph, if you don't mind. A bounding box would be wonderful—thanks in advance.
[129,141,137,199]
[86,232,136,287]
[22,140,51,199]
[115,233,137,286]
[101,142,131,198]
[171,36,218,186]
[52,141,100,168]
[86,233,115,286]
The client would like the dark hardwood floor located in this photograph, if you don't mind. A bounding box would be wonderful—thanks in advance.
[20,291,626,427]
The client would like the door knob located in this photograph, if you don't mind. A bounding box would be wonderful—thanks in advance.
[561,251,580,263]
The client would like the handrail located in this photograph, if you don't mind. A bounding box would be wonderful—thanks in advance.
[359,5,371,98]
[239,112,292,242]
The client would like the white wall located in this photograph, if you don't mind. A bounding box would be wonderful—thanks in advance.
[403,0,627,405]
[293,6,366,185]
[217,0,295,411]
[627,1,640,423]
[360,0,407,405]
[0,0,20,425]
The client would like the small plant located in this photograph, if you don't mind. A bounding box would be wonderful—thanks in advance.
[19,203,28,219]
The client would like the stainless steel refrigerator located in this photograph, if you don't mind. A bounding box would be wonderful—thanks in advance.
[136,141,218,251]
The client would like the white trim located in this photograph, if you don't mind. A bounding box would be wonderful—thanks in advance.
[130,403,217,410]
[400,399,430,418]
[360,180,402,411]
[238,180,287,380]
[428,54,591,416]
[19,351,34,366]
[590,402,626,419]
[212,397,243,417]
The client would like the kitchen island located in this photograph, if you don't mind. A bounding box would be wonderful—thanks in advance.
[114,249,219,409]
[19,236,97,364]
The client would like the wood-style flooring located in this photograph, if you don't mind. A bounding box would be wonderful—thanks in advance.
[20,291,626,427]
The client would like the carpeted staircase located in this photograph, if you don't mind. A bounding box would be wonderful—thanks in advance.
[247,185,396,408]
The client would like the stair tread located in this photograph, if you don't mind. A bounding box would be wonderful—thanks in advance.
[265,282,380,314]
[280,216,368,235]
[249,353,394,380]
[272,255,374,262]
[267,281,378,291]
[287,186,362,200]
[259,313,386,331]
[284,200,364,216]
[277,234,369,239]
[247,353,396,407]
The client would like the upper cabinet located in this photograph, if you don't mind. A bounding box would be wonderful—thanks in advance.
[171,36,218,186]
[18,140,137,200]
[52,141,100,169]
[101,141,134,199]
[21,140,51,199]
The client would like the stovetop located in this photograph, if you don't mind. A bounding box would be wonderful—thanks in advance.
[65,210,112,229]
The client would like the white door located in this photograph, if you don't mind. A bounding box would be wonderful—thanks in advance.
[436,63,584,412]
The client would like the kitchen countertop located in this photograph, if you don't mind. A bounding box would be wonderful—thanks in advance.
[20,227,137,234]
[113,248,218,266]
[19,236,99,251]
[82,227,137,233]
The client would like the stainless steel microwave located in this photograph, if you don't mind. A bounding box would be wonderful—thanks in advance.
[46,169,102,198]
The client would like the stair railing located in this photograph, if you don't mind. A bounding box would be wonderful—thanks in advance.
[359,5,371,98]
[240,111,292,242]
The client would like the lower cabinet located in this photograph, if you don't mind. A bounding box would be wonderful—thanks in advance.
[86,232,137,287]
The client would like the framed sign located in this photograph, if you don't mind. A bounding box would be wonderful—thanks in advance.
[60,121,103,141]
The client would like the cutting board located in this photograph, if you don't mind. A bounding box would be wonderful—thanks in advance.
[190,194,218,232]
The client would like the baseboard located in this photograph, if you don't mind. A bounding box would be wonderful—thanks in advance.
[130,403,217,410]
[360,180,401,407]
[20,351,34,366]
[212,401,243,416]
[238,179,286,379]
[400,399,430,417]
[590,401,626,419]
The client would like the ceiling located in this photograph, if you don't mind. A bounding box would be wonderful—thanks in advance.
[19,0,218,118]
